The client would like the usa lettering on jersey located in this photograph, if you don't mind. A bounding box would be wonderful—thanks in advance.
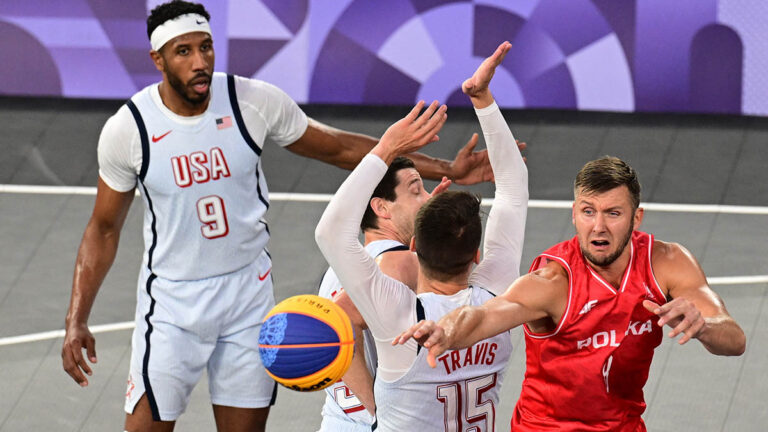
[171,147,231,187]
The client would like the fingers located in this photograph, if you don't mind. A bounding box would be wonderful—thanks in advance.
[405,100,426,122]
[461,133,479,155]
[86,338,98,364]
[491,41,512,65]
[430,177,452,197]
[515,139,527,152]
[62,342,89,387]
[643,300,660,314]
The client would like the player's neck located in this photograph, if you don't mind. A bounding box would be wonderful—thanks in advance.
[415,269,471,296]
[363,226,410,247]
[586,248,632,289]
[158,81,210,116]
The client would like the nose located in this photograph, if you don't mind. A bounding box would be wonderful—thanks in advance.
[592,212,607,232]
[191,49,208,71]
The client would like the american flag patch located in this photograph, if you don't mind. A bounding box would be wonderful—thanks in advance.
[216,116,233,130]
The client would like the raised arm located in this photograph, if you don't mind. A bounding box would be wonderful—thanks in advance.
[62,178,135,386]
[315,101,447,339]
[287,116,491,185]
[462,41,529,295]
[645,241,746,356]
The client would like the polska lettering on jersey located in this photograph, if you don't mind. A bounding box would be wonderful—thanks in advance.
[171,147,231,187]
[576,319,654,350]
[437,341,498,375]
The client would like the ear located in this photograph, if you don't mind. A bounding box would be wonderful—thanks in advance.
[150,49,164,73]
[473,249,480,264]
[370,197,391,220]
[634,207,644,229]
[571,202,576,225]
[409,236,416,252]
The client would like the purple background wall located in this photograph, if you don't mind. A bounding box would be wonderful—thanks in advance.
[1,0,766,116]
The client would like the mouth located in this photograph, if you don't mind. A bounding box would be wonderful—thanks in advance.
[590,239,610,250]
[189,75,211,95]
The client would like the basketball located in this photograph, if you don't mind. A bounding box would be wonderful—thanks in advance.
[258,294,355,392]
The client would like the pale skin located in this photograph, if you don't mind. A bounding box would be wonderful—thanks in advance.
[60,27,496,432]
[395,184,747,369]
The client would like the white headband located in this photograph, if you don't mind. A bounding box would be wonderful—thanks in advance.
[150,13,212,51]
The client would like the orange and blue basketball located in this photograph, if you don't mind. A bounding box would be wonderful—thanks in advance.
[258,294,355,392]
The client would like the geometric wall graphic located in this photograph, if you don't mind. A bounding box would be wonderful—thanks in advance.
[0,0,765,116]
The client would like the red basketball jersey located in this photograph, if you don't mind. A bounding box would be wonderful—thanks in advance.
[512,231,667,432]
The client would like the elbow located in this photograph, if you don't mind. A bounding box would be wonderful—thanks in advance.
[733,332,746,356]
[314,220,333,254]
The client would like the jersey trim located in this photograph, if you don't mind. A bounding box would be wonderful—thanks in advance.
[226,74,261,156]
[125,100,150,182]
[524,254,574,339]
[415,298,425,355]
[225,76,270,209]
[141,273,161,421]
[646,234,667,301]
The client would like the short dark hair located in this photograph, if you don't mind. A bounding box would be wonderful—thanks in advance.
[414,191,481,281]
[361,156,416,231]
[574,156,641,210]
[146,0,211,40]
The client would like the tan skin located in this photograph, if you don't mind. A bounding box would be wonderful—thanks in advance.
[61,27,502,432]
[395,183,746,369]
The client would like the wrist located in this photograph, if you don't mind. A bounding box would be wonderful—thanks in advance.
[370,142,398,165]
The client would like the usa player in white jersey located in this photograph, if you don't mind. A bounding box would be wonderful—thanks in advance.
[317,156,451,431]
[316,42,528,431]
[60,2,497,431]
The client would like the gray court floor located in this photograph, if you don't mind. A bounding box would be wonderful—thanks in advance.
[1,98,767,431]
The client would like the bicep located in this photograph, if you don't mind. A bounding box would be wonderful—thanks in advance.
[88,178,135,234]
[661,244,729,318]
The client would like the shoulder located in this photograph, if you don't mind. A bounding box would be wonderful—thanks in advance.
[528,260,569,287]
[651,239,697,268]
[377,250,419,290]
[233,75,296,104]
[651,238,705,290]
[98,105,141,151]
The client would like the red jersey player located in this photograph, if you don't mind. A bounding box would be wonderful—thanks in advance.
[395,156,746,431]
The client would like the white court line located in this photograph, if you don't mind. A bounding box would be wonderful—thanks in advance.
[1,276,766,348]
[0,321,134,347]
[2,184,768,215]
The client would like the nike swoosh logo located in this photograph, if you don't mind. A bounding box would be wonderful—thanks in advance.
[196,19,205,24]
[258,268,272,281]
[152,130,172,142]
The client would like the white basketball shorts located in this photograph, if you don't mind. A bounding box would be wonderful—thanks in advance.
[124,250,276,421]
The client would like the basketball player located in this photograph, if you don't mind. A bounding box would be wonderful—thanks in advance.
[59,2,495,431]
[396,159,747,430]
[316,41,528,431]
[317,156,451,431]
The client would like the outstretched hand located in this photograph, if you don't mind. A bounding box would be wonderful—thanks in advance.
[373,100,447,164]
[392,320,451,369]
[462,41,512,99]
[643,299,705,345]
[448,133,528,185]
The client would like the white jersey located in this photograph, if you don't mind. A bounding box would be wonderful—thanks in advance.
[375,287,511,432]
[99,72,307,280]
[317,239,407,430]
[316,101,528,429]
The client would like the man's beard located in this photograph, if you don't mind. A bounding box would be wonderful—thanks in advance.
[581,221,634,267]
[167,70,210,105]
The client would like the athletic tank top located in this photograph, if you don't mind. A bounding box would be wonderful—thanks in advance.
[126,72,270,280]
[512,231,667,431]
[374,287,512,432]
[317,239,408,428]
